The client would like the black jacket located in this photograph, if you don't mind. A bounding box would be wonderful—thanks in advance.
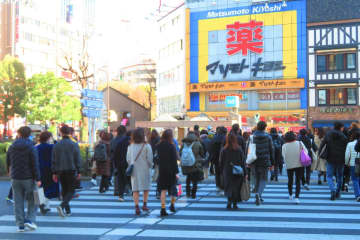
[51,136,82,174]
[320,130,348,165]
[209,133,226,166]
[6,138,40,181]
[253,130,274,167]
[113,136,130,170]
[270,133,284,165]
[157,141,179,189]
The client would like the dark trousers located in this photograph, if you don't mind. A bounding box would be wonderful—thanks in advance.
[8,187,13,199]
[186,174,198,197]
[302,166,311,185]
[100,175,109,192]
[343,166,351,189]
[215,164,222,189]
[116,168,127,197]
[287,167,303,198]
[59,171,76,210]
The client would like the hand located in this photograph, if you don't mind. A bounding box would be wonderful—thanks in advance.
[77,174,81,180]
[52,174,58,183]
[37,181,42,187]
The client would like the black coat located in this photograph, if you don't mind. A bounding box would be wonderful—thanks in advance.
[209,134,226,166]
[113,136,130,170]
[220,147,245,202]
[270,133,284,165]
[253,131,274,167]
[320,130,347,165]
[157,141,179,190]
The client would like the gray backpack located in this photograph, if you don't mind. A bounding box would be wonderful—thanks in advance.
[94,143,107,162]
[181,143,196,167]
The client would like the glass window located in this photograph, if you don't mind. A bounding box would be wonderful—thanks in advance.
[347,88,357,105]
[318,90,327,105]
[317,55,326,72]
[335,54,344,71]
[347,53,356,70]
[328,55,336,71]
[318,88,357,106]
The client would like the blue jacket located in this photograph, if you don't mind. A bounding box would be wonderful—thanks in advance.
[6,138,40,181]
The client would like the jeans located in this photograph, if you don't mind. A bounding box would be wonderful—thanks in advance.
[287,167,303,198]
[350,166,360,198]
[116,168,127,197]
[59,171,76,211]
[326,163,344,193]
[12,179,36,227]
[302,166,311,185]
[254,166,268,197]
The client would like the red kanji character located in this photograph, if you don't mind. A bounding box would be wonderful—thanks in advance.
[226,20,264,56]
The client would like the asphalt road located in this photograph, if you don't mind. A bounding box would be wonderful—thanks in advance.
[0,175,359,240]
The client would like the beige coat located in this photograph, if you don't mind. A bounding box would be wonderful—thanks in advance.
[282,141,306,170]
[314,135,327,172]
[126,143,153,192]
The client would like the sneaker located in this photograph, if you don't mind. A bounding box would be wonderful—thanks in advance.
[39,205,50,215]
[255,194,261,206]
[118,197,125,202]
[66,212,72,217]
[17,226,25,232]
[356,197,360,202]
[289,195,293,200]
[6,197,14,204]
[56,206,66,218]
[317,180,322,185]
[303,184,310,191]
[260,198,264,203]
[294,198,300,204]
[91,178,97,186]
[24,220,37,230]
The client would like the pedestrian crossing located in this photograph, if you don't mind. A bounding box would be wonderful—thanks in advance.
[1,178,360,240]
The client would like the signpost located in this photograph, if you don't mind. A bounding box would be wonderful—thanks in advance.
[225,96,241,127]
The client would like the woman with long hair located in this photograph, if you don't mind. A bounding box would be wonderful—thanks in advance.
[220,133,245,209]
[314,128,327,184]
[127,128,153,215]
[96,132,112,193]
[282,131,306,204]
[156,129,179,216]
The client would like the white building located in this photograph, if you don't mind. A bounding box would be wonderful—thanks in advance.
[156,2,186,118]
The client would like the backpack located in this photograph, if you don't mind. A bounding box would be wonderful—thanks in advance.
[181,143,196,167]
[94,143,107,162]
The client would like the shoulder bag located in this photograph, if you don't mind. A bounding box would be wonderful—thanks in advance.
[246,136,257,164]
[299,141,311,167]
[126,144,145,177]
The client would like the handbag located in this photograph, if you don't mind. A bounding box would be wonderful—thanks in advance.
[355,152,360,177]
[246,136,257,164]
[33,187,46,206]
[126,144,145,177]
[299,142,312,167]
[240,178,250,201]
[319,144,328,160]
[232,165,244,176]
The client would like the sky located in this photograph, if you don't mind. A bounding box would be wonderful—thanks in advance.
[94,0,184,71]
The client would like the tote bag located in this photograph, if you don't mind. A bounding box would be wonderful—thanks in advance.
[246,136,257,164]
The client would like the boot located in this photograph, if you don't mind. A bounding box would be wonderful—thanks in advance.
[226,202,232,209]
[160,208,168,217]
[232,202,238,210]
[142,202,150,212]
[135,205,141,216]
[170,204,176,213]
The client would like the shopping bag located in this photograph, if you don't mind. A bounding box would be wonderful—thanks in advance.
[33,187,46,206]
[241,178,250,201]
[177,184,182,197]
[246,137,257,165]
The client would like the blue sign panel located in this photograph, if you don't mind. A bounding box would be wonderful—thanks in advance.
[225,96,239,108]
[82,109,101,118]
[81,99,104,109]
[82,89,104,99]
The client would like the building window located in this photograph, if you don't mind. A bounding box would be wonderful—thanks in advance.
[317,88,357,106]
[317,52,357,72]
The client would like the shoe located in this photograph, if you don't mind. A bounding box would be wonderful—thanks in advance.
[336,191,341,199]
[118,197,125,202]
[75,186,83,190]
[56,206,66,218]
[356,197,360,202]
[233,203,238,210]
[260,198,264,203]
[191,195,196,199]
[270,175,274,181]
[226,202,232,209]
[255,194,261,206]
[251,188,256,193]
[303,184,310,191]
[24,220,37,230]
[5,197,14,204]
[294,198,300,204]
[17,226,25,232]
[274,176,278,182]
[135,205,141,216]
[330,191,336,201]
[318,180,322,185]
[142,203,150,212]
[343,184,349,193]
[91,179,97,186]
[72,193,80,199]
[39,205,50,215]
[289,195,293,200]
[65,208,72,217]
[160,208,169,217]
[170,204,176,213]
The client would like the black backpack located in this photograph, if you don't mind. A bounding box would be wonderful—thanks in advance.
[94,143,107,162]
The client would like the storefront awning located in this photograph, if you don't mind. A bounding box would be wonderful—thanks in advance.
[312,120,359,128]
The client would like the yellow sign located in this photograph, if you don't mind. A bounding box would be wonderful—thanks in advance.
[189,79,304,92]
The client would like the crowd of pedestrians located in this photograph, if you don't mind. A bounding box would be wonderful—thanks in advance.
[4,120,360,232]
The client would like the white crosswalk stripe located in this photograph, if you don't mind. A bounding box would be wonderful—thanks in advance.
[0,178,359,240]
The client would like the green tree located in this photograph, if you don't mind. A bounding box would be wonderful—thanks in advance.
[23,72,81,125]
[0,55,26,137]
